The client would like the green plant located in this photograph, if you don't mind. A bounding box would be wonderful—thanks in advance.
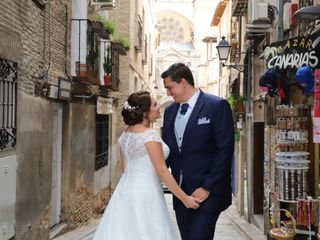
[120,37,131,51]
[228,94,246,112]
[228,94,237,111]
[103,19,116,35]
[112,34,131,51]
[88,13,103,23]
[88,14,116,35]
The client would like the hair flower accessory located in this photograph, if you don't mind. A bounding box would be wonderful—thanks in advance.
[123,101,137,111]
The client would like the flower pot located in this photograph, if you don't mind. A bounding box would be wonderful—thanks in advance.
[104,75,112,87]
[231,39,238,49]
[237,102,245,113]
[91,21,103,33]
[100,30,110,40]
[112,43,127,55]
[75,61,87,77]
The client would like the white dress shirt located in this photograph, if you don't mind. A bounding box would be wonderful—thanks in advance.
[174,90,200,185]
[174,89,200,150]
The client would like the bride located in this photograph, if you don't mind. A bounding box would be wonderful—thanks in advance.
[92,91,200,240]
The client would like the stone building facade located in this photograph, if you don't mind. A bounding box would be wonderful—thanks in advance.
[0,0,159,239]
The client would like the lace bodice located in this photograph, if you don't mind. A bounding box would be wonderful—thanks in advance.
[118,128,170,166]
[93,129,178,240]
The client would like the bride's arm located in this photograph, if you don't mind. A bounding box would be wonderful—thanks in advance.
[117,148,125,172]
[145,141,200,209]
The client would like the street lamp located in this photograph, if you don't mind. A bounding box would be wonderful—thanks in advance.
[216,36,245,72]
[216,36,231,61]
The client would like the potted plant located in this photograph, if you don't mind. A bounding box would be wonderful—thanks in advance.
[100,19,116,39]
[112,34,131,55]
[118,37,131,51]
[88,13,104,32]
[103,45,112,87]
[231,32,238,49]
[228,94,246,113]
[236,96,246,113]
[88,14,116,39]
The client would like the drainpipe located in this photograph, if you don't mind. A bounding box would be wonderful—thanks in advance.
[278,0,290,41]
[64,4,71,80]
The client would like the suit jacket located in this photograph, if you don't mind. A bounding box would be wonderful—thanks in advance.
[162,90,235,213]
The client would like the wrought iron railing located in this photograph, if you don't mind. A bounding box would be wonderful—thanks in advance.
[110,43,120,91]
[95,114,109,170]
[71,19,120,90]
[0,58,17,150]
[71,19,99,84]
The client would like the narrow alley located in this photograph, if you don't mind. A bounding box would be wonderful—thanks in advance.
[54,194,265,240]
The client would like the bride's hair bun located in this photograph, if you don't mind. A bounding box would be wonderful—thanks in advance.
[121,91,151,125]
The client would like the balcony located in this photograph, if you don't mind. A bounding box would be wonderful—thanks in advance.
[71,19,122,92]
[232,0,247,17]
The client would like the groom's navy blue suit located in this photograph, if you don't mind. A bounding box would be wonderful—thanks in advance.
[162,90,234,240]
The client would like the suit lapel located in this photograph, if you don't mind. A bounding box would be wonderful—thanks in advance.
[181,92,204,150]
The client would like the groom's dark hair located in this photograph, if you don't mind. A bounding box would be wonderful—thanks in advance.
[121,91,151,125]
[161,63,194,86]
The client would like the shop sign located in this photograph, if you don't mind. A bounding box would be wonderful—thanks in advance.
[262,34,320,69]
[97,97,114,115]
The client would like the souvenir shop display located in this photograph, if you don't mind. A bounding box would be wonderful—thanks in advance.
[270,209,296,240]
[270,104,319,239]
[276,151,309,201]
[275,105,310,202]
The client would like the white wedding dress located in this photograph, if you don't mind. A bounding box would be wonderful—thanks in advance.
[92,128,178,240]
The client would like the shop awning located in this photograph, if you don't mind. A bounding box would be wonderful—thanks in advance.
[294,5,320,20]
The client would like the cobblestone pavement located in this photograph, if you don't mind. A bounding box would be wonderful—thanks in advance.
[54,194,266,240]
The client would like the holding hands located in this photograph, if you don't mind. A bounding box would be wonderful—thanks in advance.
[182,187,210,209]
[192,187,210,203]
[182,195,201,209]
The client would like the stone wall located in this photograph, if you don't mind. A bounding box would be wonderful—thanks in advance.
[0,0,72,239]
[61,102,96,227]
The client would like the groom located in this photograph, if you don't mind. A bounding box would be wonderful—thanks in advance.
[161,63,234,240]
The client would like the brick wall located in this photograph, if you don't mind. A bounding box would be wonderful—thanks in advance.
[0,0,72,95]
[0,0,73,239]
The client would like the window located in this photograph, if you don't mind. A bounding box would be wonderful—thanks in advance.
[134,15,143,51]
[0,58,17,151]
[142,34,148,65]
[149,54,153,76]
[95,114,109,170]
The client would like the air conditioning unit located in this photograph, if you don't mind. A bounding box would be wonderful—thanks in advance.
[91,0,115,8]
[248,0,269,24]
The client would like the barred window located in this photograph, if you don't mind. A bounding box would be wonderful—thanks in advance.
[0,58,17,151]
[95,114,109,170]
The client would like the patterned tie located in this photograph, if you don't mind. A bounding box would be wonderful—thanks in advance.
[180,103,189,115]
